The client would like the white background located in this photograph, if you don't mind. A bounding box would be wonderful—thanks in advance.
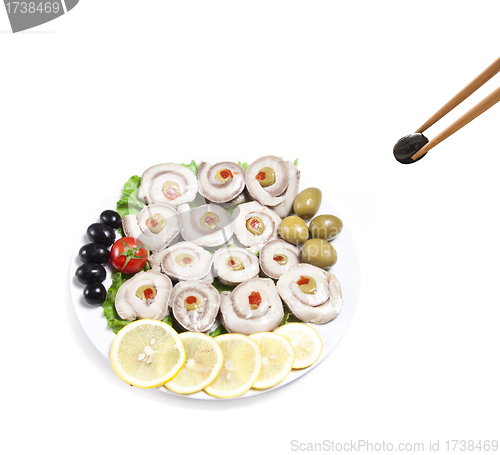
[1,1,499,454]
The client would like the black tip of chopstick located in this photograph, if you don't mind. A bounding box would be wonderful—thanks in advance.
[393,133,429,164]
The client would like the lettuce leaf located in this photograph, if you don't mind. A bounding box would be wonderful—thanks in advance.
[211,277,235,294]
[180,160,200,175]
[102,272,130,333]
[103,271,174,334]
[116,175,145,219]
[280,306,301,326]
[225,205,238,215]
[209,324,227,337]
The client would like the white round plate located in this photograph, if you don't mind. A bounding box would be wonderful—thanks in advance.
[70,157,361,400]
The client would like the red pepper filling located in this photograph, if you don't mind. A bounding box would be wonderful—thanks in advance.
[250,218,260,230]
[147,218,158,228]
[143,288,155,300]
[165,188,179,199]
[296,276,310,286]
[227,259,236,267]
[204,215,215,225]
[248,291,262,310]
[183,257,192,265]
[273,255,283,262]
[185,295,197,305]
[220,169,233,180]
[256,171,266,181]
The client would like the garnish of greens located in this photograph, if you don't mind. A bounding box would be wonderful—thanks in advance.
[104,158,299,336]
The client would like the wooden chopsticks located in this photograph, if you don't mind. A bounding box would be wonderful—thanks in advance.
[410,56,500,161]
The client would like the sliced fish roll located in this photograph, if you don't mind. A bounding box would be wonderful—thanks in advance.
[122,203,181,252]
[233,201,282,252]
[178,203,234,247]
[259,239,301,279]
[138,163,184,203]
[114,270,173,322]
[245,156,289,206]
[212,246,259,286]
[277,263,343,324]
[161,242,213,281]
[171,280,221,332]
[139,163,198,208]
[149,247,214,283]
[220,278,284,335]
[198,161,246,203]
[273,160,301,218]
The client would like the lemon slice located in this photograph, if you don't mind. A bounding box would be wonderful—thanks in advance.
[204,333,262,398]
[249,332,295,389]
[274,323,323,369]
[110,319,185,388]
[165,332,224,394]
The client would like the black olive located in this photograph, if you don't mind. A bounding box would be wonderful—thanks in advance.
[75,263,107,285]
[87,222,116,247]
[79,243,110,265]
[83,283,107,305]
[393,133,429,164]
[100,210,122,229]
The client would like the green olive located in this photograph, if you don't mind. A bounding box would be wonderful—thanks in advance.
[227,256,245,271]
[296,275,317,295]
[215,168,233,182]
[184,295,202,311]
[309,214,343,241]
[278,216,309,246]
[162,181,180,200]
[273,253,288,265]
[175,253,194,267]
[255,167,276,187]
[136,285,157,300]
[145,213,165,234]
[293,188,322,220]
[301,238,337,269]
[200,211,220,230]
[246,216,265,235]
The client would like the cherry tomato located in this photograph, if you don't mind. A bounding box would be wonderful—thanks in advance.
[110,237,149,274]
